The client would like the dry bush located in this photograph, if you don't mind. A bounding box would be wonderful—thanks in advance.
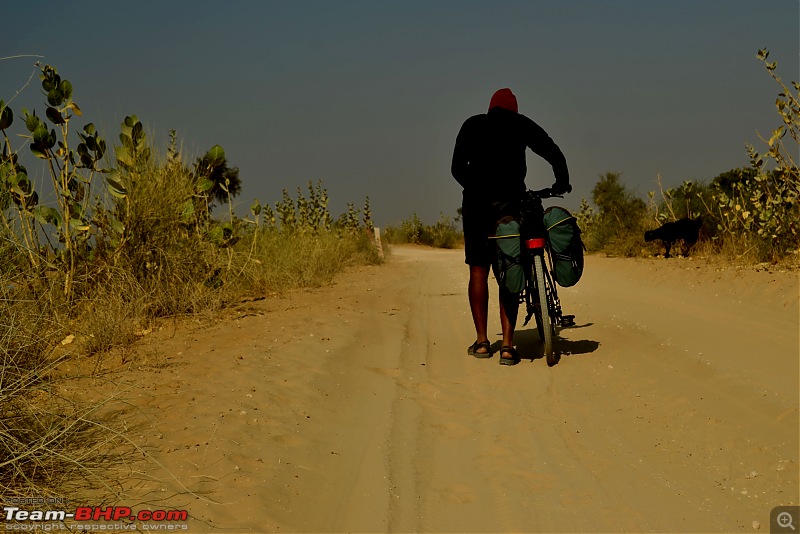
[385,212,464,248]
[0,281,131,503]
[71,272,146,357]
[231,229,382,296]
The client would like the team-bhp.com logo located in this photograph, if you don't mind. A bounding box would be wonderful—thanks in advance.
[4,506,188,531]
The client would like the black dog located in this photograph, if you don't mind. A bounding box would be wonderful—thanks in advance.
[644,218,702,258]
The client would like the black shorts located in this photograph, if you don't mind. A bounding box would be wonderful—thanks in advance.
[462,199,516,267]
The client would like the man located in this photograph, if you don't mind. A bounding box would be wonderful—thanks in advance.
[451,88,571,365]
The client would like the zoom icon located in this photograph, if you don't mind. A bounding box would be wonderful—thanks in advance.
[772,506,800,533]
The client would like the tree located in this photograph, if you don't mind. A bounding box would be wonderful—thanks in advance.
[591,171,646,230]
[194,145,241,208]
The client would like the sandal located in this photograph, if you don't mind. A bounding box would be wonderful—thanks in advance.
[467,340,492,359]
[499,346,520,366]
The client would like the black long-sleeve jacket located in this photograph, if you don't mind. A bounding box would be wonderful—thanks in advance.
[451,107,569,206]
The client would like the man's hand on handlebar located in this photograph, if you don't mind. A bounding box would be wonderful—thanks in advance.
[528,187,561,199]
[528,182,572,200]
[550,182,572,195]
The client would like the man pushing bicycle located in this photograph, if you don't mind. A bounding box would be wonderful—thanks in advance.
[451,88,571,365]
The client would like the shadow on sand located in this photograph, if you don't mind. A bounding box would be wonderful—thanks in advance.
[494,322,599,365]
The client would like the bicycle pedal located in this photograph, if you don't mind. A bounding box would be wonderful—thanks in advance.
[561,315,575,327]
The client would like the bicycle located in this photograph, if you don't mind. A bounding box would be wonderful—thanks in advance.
[518,188,575,366]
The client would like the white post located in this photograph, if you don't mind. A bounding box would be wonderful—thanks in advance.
[373,227,385,260]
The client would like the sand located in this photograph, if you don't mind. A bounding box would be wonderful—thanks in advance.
[110,246,798,532]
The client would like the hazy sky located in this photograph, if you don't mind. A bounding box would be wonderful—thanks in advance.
[2,1,798,226]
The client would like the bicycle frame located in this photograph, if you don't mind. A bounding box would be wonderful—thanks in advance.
[517,190,566,329]
[520,235,565,328]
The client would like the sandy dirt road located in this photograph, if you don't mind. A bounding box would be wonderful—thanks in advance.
[121,246,799,532]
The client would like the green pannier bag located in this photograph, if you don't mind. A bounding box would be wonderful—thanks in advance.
[543,206,585,287]
[490,219,525,294]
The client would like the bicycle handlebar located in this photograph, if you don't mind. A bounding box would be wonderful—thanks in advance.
[526,187,564,200]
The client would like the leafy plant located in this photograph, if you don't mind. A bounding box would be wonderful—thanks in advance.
[0,64,107,298]
[706,50,799,260]
[275,188,297,231]
[575,198,597,242]
[363,196,374,233]
[338,202,361,235]
[194,144,241,208]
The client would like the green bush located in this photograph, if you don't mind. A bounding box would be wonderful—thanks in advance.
[580,172,648,256]
[385,212,464,248]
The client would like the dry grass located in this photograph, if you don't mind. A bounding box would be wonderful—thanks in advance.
[232,229,382,295]
[0,285,129,503]
[689,235,800,270]
[0,153,383,504]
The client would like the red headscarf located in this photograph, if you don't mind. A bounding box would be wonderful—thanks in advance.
[488,88,518,113]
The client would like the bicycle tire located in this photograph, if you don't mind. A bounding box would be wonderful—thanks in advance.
[533,254,555,365]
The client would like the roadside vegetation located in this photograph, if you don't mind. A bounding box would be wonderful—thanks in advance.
[0,63,381,503]
[384,212,463,249]
[579,50,798,265]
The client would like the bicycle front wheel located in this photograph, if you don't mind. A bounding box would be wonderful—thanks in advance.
[533,254,555,365]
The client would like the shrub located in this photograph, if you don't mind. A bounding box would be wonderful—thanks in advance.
[0,277,132,502]
[385,212,464,248]
[706,50,799,262]
[582,172,648,256]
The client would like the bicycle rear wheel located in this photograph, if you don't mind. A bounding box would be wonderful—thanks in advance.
[533,254,555,365]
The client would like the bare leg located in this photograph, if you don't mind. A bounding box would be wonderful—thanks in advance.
[499,290,519,352]
[468,265,490,354]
